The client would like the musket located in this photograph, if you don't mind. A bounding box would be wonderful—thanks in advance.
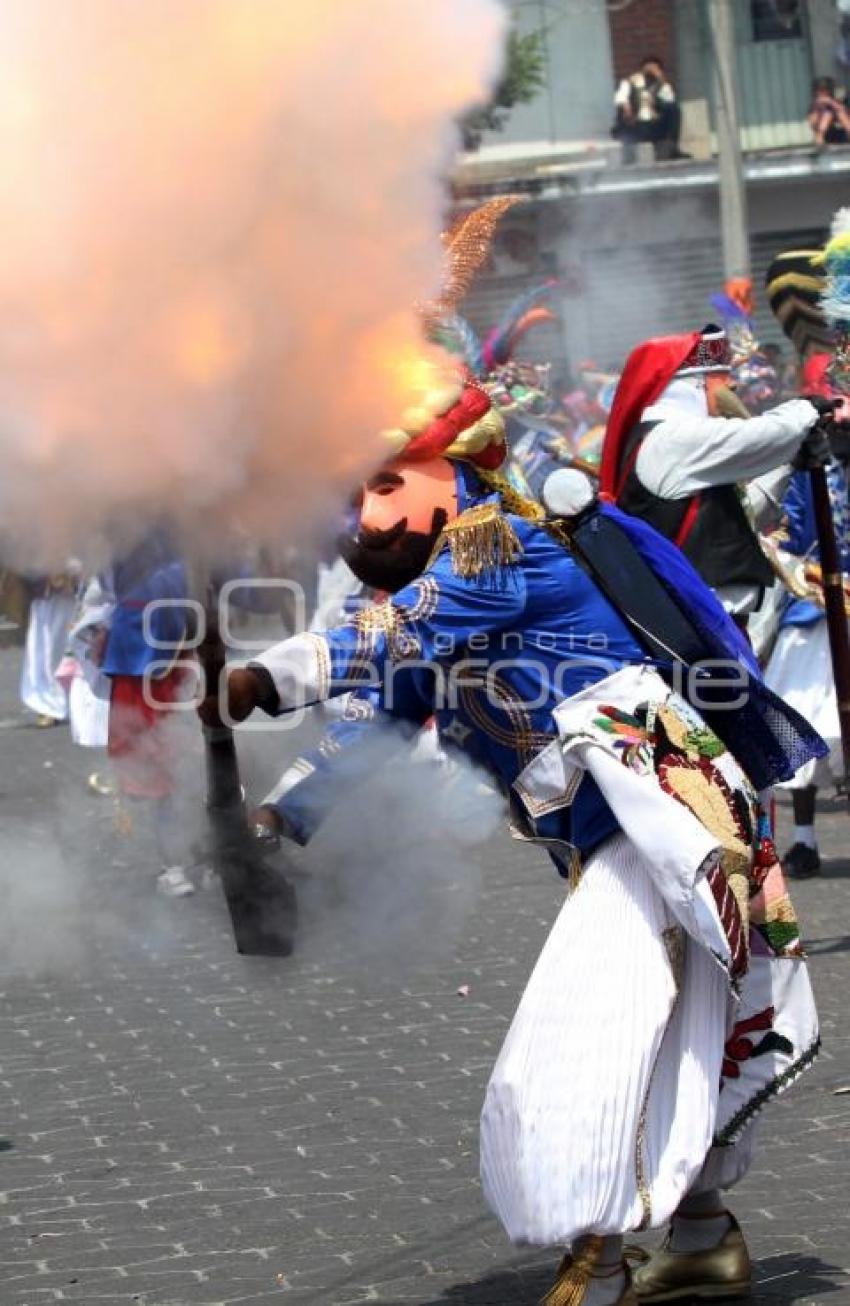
[197,605,298,956]
[807,445,850,799]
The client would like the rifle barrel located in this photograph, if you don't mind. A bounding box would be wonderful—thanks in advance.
[810,463,850,798]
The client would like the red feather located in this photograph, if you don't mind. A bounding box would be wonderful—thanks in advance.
[508,306,557,352]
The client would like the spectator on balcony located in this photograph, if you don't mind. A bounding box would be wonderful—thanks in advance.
[808,76,850,147]
[612,56,688,164]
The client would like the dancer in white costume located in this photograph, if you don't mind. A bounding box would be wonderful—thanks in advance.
[20,573,78,725]
[201,353,824,1304]
[762,209,850,880]
[483,668,817,1304]
[764,352,850,878]
[599,325,823,628]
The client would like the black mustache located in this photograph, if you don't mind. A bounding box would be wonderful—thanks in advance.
[337,507,448,594]
[356,517,408,550]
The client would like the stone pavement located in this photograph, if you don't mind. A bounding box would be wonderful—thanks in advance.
[0,645,849,1305]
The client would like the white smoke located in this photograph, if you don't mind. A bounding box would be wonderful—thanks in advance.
[0,0,507,565]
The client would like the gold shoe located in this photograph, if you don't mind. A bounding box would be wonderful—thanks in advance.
[630,1215,751,1301]
[541,1239,637,1305]
[87,771,114,797]
[35,714,61,728]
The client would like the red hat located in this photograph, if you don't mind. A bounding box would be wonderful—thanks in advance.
[676,326,732,377]
[599,331,699,498]
[600,326,733,499]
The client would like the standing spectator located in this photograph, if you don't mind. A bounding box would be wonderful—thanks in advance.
[612,56,688,163]
[807,76,850,146]
[102,523,196,898]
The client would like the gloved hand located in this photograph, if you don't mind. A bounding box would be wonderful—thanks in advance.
[803,394,842,419]
[794,423,833,470]
[829,420,850,465]
[197,665,265,726]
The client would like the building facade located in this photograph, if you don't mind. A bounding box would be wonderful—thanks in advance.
[456,0,850,373]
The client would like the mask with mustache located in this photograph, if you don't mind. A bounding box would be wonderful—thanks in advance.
[338,507,449,593]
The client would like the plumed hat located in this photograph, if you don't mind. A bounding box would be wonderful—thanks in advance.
[599,327,734,497]
[765,247,832,360]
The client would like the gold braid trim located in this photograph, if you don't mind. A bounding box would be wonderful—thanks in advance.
[475,467,546,522]
[541,1238,605,1306]
[352,598,421,661]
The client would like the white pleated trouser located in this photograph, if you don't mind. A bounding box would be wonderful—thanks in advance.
[481,833,738,1246]
[67,675,110,748]
[20,596,75,720]
[765,620,840,789]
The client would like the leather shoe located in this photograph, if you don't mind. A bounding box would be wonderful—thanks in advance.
[630,1214,751,1300]
[782,841,821,879]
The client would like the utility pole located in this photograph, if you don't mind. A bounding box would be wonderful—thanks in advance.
[707,0,750,279]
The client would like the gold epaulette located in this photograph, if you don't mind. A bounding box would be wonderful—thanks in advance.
[430,501,523,579]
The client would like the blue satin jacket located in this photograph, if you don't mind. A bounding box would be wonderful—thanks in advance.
[780,462,850,628]
[270,498,647,869]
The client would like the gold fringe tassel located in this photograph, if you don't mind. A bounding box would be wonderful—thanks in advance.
[540,1238,604,1306]
[439,502,523,579]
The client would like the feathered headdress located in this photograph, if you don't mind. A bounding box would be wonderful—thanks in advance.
[709,279,779,412]
[817,207,850,389]
[419,196,522,328]
[709,279,757,365]
[383,198,525,472]
[386,200,560,466]
[481,282,558,372]
[428,281,558,417]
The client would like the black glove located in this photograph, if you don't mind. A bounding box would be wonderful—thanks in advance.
[794,423,833,470]
[803,394,841,419]
[830,420,850,465]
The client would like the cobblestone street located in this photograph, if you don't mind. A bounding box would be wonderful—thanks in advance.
[1,647,849,1305]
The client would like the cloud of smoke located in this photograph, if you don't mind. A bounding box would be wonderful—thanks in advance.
[0,0,506,565]
[0,834,92,976]
[293,724,506,973]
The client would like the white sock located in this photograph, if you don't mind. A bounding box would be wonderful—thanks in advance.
[580,1269,626,1306]
[793,824,817,849]
[570,1235,624,1306]
[669,1191,731,1252]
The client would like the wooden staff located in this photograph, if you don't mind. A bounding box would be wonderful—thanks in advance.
[198,605,297,956]
[809,454,850,798]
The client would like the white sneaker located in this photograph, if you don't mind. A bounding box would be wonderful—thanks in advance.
[156,866,195,897]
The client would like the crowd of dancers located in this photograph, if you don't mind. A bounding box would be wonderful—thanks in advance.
[4,200,850,1304]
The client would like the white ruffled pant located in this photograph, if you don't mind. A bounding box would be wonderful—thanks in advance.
[20,595,75,720]
[481,834,746,1245]
[765,620,840,789]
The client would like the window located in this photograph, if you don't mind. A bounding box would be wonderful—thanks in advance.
[750,0,803,41]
